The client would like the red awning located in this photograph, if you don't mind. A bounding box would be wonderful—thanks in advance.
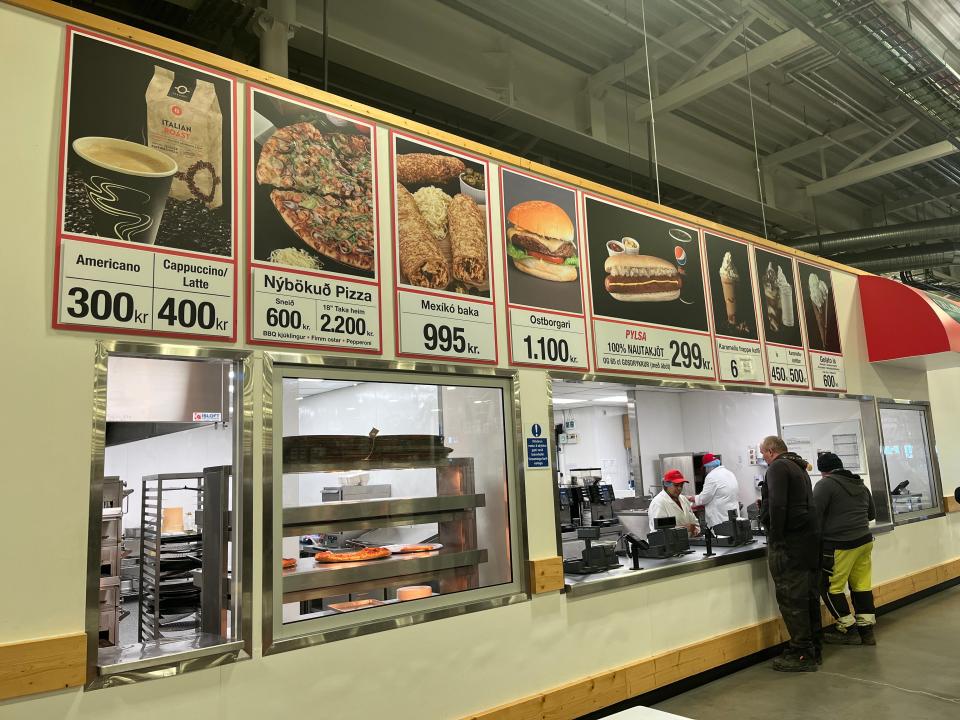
[858,274,960,368]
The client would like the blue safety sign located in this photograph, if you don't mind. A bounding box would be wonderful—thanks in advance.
[531,423,542,437]
[526,437,549,468]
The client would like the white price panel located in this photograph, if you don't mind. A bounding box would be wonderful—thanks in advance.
[57,239,234,338]
[766,344,809,387]
[251,268,380,352]
[593,319,715,379]
[397,290,496,363]
[715,338,765,384]
[509,309,588,370]
[810,352,846,392]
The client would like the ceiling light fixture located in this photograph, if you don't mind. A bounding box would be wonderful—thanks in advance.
[594,395,629,403]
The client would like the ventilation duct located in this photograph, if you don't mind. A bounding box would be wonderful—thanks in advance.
[841,242,960,273]
[786,216,960,255]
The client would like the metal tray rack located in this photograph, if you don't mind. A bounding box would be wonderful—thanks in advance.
[281,455,487,605]
[138,473,204,642]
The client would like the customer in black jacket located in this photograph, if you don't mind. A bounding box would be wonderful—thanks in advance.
[814,452,877,646]
[759,435,821,672]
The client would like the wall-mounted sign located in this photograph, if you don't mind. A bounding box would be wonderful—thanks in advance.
[499,168,589,370]
[703,232,765,385]
[526,437,550,469]
[753,247,810,388]
[245,85,381,353]
[583,194,717,380]
[54,28,236,340]
[797,261,846,391]
[391,131,497,364]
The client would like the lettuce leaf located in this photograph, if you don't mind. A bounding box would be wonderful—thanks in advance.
[507,244,529,261]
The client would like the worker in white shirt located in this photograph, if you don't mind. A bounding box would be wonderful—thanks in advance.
[692,453,741,531]
[649,469,701,536]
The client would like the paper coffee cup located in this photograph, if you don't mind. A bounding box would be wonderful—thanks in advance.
[721,278,737,323]
[71,137,178,244]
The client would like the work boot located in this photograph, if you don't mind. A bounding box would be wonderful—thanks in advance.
[772,649,819,672]
[823,627,860,645]
[857,625,877,646]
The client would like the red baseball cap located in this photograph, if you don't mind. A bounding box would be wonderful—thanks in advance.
[702,453,717,464]
[663,469,687,484]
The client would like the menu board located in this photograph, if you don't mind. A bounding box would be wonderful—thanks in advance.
[798,261,846,391]
[391,132,497,364]
[703,232,765,384]
[753,247,810,388]
[499,168,589,370]
[54,28,236,339]
[246,86,381,353]
[583,194,717,380]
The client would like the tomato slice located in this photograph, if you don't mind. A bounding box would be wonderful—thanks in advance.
[528,251,564,264]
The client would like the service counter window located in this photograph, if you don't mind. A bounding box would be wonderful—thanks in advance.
[552,379,772,596]
[776,395,894,531]
[86,343,251,689]
[263,359,525,653]
[877,401,944,523]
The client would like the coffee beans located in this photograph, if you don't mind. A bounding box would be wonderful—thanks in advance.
[64,169,232,256]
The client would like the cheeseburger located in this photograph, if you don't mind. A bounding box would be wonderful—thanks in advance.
[604,254,681,302]
[506,201,578,282]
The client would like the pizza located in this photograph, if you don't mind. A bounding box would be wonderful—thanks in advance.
[256,120,375,271]
[397,545,439,554]
[271,190,375,271]
[315,547,391,563]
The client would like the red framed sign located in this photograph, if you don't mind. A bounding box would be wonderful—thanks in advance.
[499,167,590,371]
[53,27,237,341]
[752,246,811,389]
[797,260,847,392]
[389,130,498,365]
[244,84,382,354]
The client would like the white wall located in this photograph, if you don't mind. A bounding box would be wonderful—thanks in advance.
[103,424,233,530]
[556,405,633,498]
[634,391,684,495]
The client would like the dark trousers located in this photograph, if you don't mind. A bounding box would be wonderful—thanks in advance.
[768,542,822,653]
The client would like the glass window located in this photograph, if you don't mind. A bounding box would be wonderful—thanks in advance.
[879,404,943,520]
[266,367,523,649]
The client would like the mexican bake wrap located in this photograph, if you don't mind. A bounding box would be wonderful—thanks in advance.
[396,153,466,185]
[396,183,450,289]
[448,193,487,285]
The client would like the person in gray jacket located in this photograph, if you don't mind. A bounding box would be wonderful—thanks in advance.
[814,452,877,646]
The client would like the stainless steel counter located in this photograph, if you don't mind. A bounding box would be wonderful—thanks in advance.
[564,539,768,598]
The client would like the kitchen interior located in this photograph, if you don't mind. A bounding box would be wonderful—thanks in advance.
[552,379,890,590]
[277,374,515,625]
[96,355,239,668]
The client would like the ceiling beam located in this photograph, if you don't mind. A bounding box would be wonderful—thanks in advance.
[635,29,815,121]
[589,18,710,93]
[839,117,919,173]
[806,141,959,196]
[761,107,912,167]
[669,9,759,90]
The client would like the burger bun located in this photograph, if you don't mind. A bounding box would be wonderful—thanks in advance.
[512,256,578,282]
[507,201,574,242]
[608,289,680,302]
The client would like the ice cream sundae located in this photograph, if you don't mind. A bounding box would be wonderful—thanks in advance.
[808,273,830,346]
[763,262,781,332]
[777,265,795,327]
[719,252,739,324]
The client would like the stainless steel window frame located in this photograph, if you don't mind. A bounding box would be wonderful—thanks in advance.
[546,370,897,561]
[876,398,946,525]
[84,341,254,690]
[261,353,529,656]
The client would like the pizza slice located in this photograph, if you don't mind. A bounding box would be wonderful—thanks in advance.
[270,189,375,271]
[257,123,369,197]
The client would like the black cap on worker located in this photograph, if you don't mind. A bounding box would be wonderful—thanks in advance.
[817,451,843,473]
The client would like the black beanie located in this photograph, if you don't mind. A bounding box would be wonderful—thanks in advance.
[817,452,843,473]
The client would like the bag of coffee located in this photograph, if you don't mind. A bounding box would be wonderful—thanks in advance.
[145,66,223,208]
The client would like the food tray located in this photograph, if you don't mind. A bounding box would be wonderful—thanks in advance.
[282,433,453,466]
[328,598,385,613]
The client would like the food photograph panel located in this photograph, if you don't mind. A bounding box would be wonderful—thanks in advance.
[392,134,491,299]
[250,87,377,279]
[61,30,234,257]
[703,233,759,341]
[753,247,805,348]
[798,261,842,354]
[584,195,709,332]
[500,169,582,314]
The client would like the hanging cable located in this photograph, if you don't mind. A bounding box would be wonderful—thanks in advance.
[623,0,634,195]
[640,0,661,204]
[740,0,768,240]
